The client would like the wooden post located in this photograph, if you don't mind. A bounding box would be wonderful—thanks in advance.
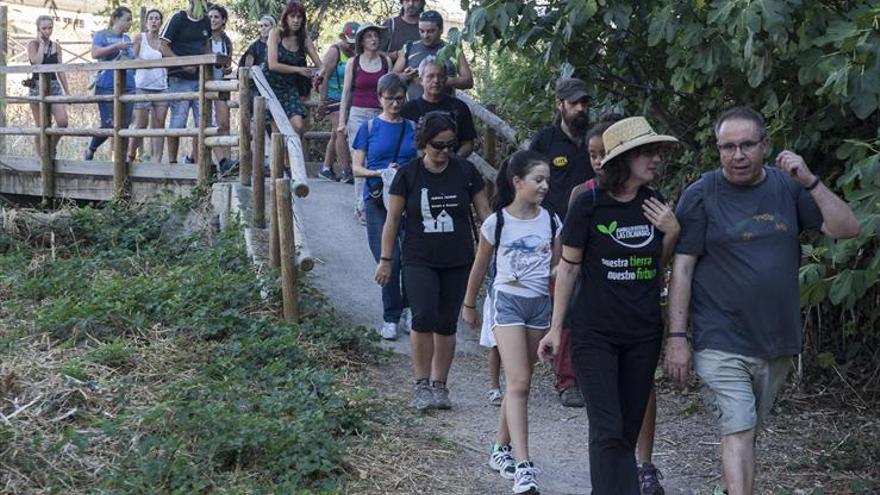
[238,67,252,186]
[484,103,497,166]
[197,64,210,186]
[112,68,127,199]
[0,6,7,156]
[269,133,283,268]
[38,73,53,198]
[275,178,299,322]
[252,96,267,228]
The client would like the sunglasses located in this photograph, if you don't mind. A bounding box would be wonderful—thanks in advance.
[429,139,456,151]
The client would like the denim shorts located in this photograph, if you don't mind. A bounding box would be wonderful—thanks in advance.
[135,87,168,111]
[492,290,551,330]
[694,349,792,435]
[167,77,200,128]
[28,79,63,97]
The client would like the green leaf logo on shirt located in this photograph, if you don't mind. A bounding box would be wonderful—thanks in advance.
[597,221,618,236]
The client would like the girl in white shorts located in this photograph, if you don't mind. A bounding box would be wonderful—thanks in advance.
[462,150,560,495]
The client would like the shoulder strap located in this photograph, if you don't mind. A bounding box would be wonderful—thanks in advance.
[404,41,413,64]
[545,207,558,240]
[381,54,390,74]
[392,120,407,163]
[492,209,505,276]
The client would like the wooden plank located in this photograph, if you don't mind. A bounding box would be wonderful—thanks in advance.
[275,179,299,322]
[118,127,221,138]
[0,156,198,181]
[0,6,7,156]
[303,131,332,139]
[456,90,520,146]
[0,54,224,75]
[291,199,314,272]
[469,152,498,183]
[112,68,127,198]
[204,135,239,147]
[269,133,282,269]
[197,64,210,187]
[205,79,238,92]
[45,94,115,103]
[238,67,252,187]
[284,139,309,198]
[0,126,40,135]
[119,91,199,103]
[252,96,266,228]
[38,73,53,198]
[45,128,113,137]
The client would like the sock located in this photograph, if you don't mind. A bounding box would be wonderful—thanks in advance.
[431,380,445,388]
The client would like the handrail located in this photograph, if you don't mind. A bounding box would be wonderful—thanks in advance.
[0,54,225,74]
[456,90,521,147]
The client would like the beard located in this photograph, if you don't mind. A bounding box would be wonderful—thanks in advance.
[566,112,589,133]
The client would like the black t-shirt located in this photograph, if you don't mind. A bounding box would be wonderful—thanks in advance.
[561,186,665,341]
[160,11,211,80]
[401,96,478,152]
[529,123,592,221]
[390,156,485,268]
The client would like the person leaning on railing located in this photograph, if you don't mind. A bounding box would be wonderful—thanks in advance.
[127,8,168,163]
[26,15,69,152]
[207,4,236,175]
[84,7,136,161]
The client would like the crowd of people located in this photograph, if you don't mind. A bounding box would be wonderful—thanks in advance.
[26,1,862,494]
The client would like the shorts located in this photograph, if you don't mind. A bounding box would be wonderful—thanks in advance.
[168,77,200,128]
[694,348,792,435]
[28,79,63,97]
[493,290,551,330]
[403,264,469,335]
[135,87,169,111]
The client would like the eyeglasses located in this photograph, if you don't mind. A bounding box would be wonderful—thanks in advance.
[635,143,665,156]
[381,95,405,103]
[429,139,456,151]
[717,140,763,156]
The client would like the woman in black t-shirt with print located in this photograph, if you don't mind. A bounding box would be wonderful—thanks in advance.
[538,117,680,494]
[376,111,491,411]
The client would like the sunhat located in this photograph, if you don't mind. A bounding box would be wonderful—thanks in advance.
[355,23,388,54]
[341,21,359,44]
[600,116,678,168]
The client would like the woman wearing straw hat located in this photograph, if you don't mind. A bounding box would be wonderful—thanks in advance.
[538,116,680,494]
[338,23,392,224]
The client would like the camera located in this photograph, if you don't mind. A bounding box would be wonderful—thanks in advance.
[22,77,36,88]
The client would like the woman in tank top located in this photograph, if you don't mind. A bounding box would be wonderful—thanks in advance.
[26,15,69,152]
[315,21,358,182]
[338,23,392,224]
[128,9,168,162]
[207,5,235,173]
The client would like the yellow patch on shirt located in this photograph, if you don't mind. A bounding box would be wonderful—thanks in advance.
[552,156,568,167]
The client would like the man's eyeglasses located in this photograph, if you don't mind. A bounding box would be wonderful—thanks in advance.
[429,139,456,151]
[717,140,762,156]
[381,95,405,103]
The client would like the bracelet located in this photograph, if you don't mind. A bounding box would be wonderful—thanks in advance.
[561,255,582,265]
[379,256,392,262]
[462,303,476,309]
[805,175,821,191]
[667,332,688,339]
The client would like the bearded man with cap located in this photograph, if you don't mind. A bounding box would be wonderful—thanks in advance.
[528,77,593,408]
[538,116,680,494]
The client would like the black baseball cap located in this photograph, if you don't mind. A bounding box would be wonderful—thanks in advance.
[555,78,592,102]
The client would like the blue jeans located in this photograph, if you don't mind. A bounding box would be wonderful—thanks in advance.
[89,86,134,152]
[365,197,407,323]
[168,77,201,128]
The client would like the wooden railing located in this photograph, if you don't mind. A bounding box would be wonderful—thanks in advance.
[456,90,527,184]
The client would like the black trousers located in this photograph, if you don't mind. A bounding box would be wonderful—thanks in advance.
[571,331,661,495]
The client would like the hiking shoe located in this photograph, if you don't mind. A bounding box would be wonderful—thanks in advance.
[318,168,338,181]
[431,381,452,409]
[399,308,412,335]
[559,386,585,407]
[83,148,95,161]
[488,444,516,479]
[184,155,195,164]
[638,462,665,495]
[412,380,433,411]
[379,322,398,341]
[487,388,503,406]
[341,171,354,184]
[712,484,728,495]
[513,461,539,494]
[355,209,366,226]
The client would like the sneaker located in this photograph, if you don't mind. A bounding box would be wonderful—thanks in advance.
[559,386,585,407]
[184,155,195,164]
[318,168,338,181]
[488,444,516,479]
[712,484,728,495]
[513,461,539,494]
[487,388,503,407]
[431,380,452,409]
[638,462,665,495]
[379,322,398,341]
[83,148,95,161]
[355,210,366,226]
[341,172,354,184]
[399,308,412,335]
[412,380,433,411]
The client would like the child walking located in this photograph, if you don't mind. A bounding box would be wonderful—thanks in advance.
[462,150,561,495]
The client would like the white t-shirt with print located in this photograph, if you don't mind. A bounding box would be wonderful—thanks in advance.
[480,208,560,298]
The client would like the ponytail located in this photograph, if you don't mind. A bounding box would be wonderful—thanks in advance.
[492,150,550,211]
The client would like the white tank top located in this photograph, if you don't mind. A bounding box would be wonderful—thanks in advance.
[134,34,167,90]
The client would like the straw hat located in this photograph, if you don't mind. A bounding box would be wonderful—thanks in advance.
[601,117,678,168]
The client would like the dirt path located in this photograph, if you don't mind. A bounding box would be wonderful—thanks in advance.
[298,181,693,494]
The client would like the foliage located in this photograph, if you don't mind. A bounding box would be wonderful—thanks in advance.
[0,199,380,492]
[462,0,880,383]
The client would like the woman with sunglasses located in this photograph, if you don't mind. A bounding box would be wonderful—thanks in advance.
[351,73,416,341]
[376,111,491,411]
[538,117,680,493]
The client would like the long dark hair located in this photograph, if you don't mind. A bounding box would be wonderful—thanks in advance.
[493,150,549,211]
[280,1,307,47]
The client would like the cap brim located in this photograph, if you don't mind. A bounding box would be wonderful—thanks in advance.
[560,90,591,102]
[600,135,679,168]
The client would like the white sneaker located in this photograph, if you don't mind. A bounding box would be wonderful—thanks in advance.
[379,322,398,340]
[399,308,412,334]
[488,444,516,479]
[487,388,503,406]
[513,461,538,494]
